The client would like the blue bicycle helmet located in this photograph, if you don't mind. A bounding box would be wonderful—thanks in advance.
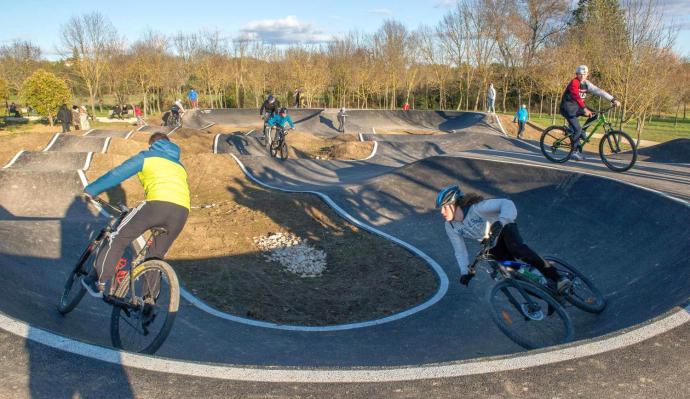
[436,185,464,208]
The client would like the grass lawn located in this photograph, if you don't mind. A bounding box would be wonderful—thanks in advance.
[511,112,690,143]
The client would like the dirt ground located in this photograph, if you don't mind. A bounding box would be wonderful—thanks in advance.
[0,124,61,166]
[87,127,438,326]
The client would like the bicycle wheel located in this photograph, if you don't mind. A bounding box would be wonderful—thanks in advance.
[57,242,97,315]
[545,256,606,313]
[487,279,573,349]
[265,128,274,152]
[540,126,574,163]
[110,259,179,354]
[270,137,282,158]
[279,141,288,160]
[599,130,637,172]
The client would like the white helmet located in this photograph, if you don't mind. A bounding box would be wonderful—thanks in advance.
[576,65,588,75]
[176,99,181,103]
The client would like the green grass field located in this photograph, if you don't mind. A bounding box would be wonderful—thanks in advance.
[520,113,690,143]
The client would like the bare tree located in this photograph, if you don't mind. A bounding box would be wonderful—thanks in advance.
[60,12,118,117]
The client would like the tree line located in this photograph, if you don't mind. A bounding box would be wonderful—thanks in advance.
[1,0,688,135]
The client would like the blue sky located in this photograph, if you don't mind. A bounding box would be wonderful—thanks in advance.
[2,0,689,58]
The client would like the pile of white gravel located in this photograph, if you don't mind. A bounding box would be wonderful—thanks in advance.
[254,232,327,277]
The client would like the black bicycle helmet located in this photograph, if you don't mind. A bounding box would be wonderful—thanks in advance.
[279,107,288,114]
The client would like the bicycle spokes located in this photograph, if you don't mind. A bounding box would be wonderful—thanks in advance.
[599,130,637,172]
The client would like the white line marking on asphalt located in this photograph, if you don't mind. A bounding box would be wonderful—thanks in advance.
[213,134,220,154]
[244,129,255,136]
[455,152,689,206]
[358,132,364,142]
[362,141,378,160]
[3,150,25,168]
[0,303,688,382]
[82,129,95,136]
[83,152,94,170]
[124,130,134,139]
[102,137,111,153]
[372,127,376,134]
[43,133,60,151]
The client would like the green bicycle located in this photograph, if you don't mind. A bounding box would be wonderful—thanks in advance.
[539,107,637,172]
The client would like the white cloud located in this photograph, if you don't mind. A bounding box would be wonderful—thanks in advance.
[369,8,392,16]
[239,15,332,44]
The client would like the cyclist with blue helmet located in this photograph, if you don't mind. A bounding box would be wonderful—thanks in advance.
[436,184,571,292]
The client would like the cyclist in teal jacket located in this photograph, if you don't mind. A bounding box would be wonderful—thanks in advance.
[266,107,295,130]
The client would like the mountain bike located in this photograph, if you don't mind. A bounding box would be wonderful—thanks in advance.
[539,107,637,172]
[467,230,604,349]
[57,196,180,354]
[268,125,291,160]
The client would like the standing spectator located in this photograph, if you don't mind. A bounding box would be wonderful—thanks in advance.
[487,83,496,113]
[187,89,198,109]
[294,88,302,108]
[57,104,72,133]
[134,104,145,126]
[513,104,528,139]
[337,108,348,133]
[71,105,81,130]
[79,105,91,130]
[402,101,410,111]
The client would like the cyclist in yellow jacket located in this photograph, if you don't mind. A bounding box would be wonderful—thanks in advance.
[82,133,190,297]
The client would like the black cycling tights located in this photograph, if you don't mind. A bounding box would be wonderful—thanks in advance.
[490,223,560,282]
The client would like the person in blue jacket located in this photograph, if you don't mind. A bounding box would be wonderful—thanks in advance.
[266,107,295,143]
[513,104,528,139]
[81,133,190,298]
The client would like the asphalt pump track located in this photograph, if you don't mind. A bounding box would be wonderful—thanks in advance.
[0,109,689,387]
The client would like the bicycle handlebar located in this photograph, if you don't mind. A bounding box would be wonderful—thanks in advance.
[85,194,128,215]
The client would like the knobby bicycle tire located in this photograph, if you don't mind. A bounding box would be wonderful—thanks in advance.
[599,130,637,172]
[540,126,574,163]
[279,140,288,160]
[110,259,180,354]
[57,241,98,315]
[545,256,607,314]
[487,279,573,349]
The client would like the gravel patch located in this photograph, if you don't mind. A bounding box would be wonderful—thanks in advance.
[254,232,327,277]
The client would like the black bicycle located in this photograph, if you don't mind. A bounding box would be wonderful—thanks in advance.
[268,125,291,160]
[467,231,604,349]
[57,196,180,354]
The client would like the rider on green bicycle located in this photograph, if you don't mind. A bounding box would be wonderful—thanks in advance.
[560,65,621,161]
[436,185,571,293]
[81,133,190,298]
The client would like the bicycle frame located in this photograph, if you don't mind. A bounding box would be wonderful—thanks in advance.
[580,110,613,144]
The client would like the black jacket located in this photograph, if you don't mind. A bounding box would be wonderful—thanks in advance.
[259,99,280,116]
[57,106,71,123]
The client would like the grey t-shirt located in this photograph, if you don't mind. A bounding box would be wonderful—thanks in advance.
[444,199,517,275]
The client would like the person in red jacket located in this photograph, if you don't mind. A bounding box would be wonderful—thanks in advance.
[560,65,620,160]
[402,101,410,111]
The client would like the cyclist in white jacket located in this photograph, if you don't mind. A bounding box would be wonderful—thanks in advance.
[436,184,571,293]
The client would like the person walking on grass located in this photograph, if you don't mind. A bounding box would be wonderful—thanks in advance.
[487,83,496,113]
[57,104,71,133]
[513,104,528,139]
